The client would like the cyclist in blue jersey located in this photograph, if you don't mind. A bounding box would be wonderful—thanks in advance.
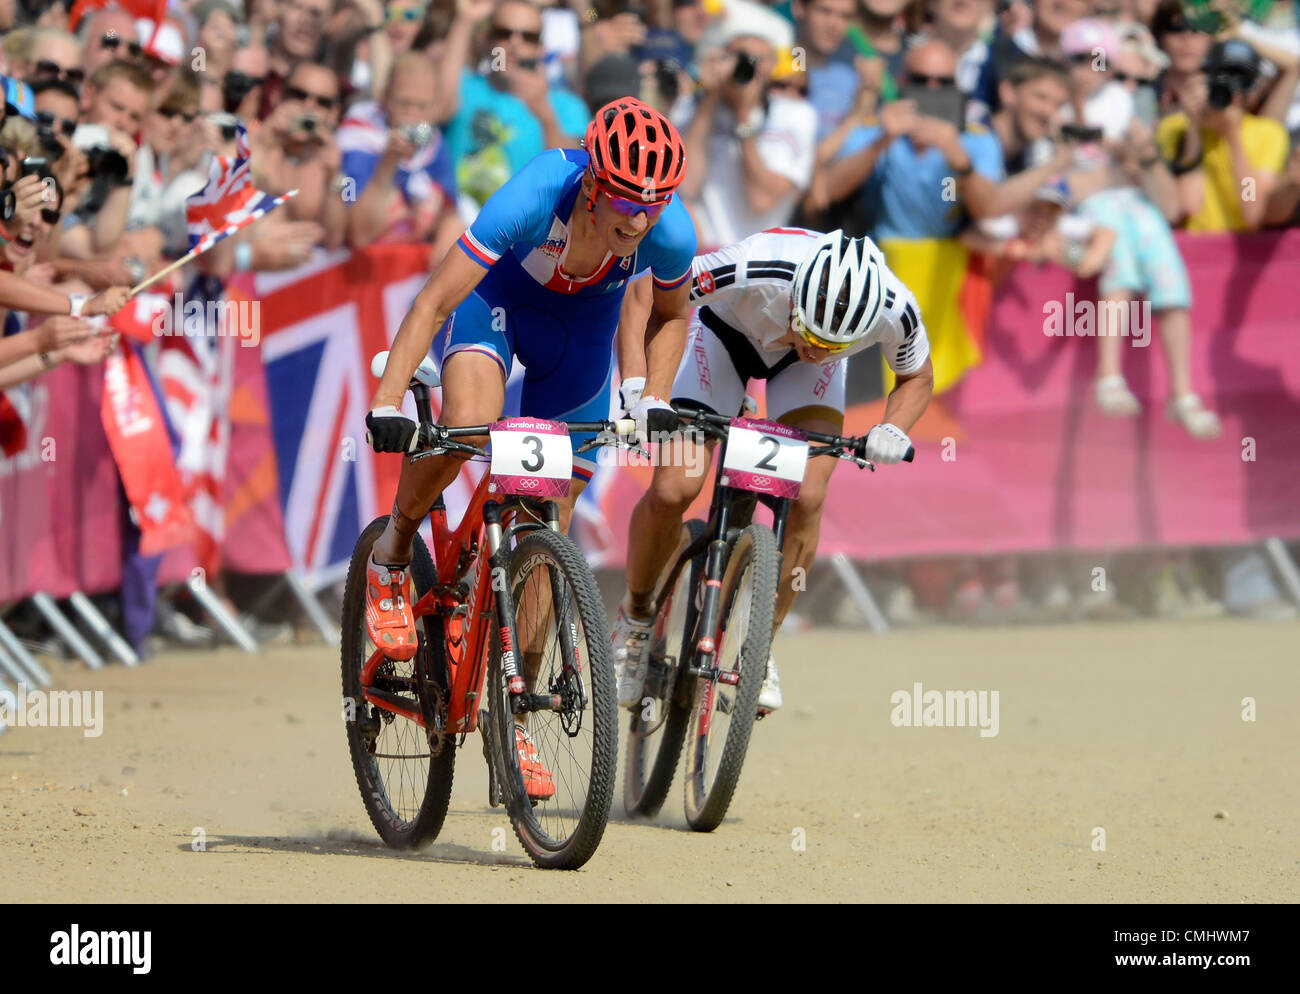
[362,97,695,795]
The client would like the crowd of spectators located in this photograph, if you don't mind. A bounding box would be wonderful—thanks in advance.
[2,0,1299,646]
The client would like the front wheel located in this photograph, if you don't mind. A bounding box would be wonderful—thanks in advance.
[682,523,778,832]
[487,527,617,869]
[624,519,707,817]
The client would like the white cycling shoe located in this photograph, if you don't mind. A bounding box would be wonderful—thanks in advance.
[611,605,654,710]
[757,653,782,715]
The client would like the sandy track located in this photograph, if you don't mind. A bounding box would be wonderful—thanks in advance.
[2,619,1296,903]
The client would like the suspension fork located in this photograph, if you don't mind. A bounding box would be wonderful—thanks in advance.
[688,497,732,680]
[482,501,522,698]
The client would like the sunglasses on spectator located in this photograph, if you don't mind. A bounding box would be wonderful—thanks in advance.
[908,72,955,87]
[387,4,426,22]
[33,61,85,86]
[1066,52,1104,68]
[596,183,671,219]
[100,33,144,58]
[159,106,198,123]
[490,25,543,44]
[34,111,77,137]
[285,85,338,110]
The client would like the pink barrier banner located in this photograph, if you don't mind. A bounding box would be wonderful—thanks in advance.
[585,230,1300,562]
[0,363,126,601]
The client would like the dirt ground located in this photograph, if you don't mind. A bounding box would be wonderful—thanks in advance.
[2,618,1296,903]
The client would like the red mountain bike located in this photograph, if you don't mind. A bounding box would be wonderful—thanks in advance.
[342,355,632,869]
[624,403,912,831]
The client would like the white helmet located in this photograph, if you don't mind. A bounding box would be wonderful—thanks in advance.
[791,230,885,351]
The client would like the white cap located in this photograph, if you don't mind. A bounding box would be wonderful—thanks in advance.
[135,18,185,66]
[698,0,794,54]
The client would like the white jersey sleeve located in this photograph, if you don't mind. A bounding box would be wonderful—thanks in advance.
[869,267,931,376]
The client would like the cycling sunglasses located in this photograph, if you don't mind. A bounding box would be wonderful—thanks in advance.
[597,184,671,219]
[792,312,852,354]
[33,61,85,86]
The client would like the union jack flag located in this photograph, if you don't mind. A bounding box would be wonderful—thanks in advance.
[186,124,296,256]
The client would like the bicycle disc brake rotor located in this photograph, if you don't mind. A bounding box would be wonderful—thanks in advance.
[424,679,449,758]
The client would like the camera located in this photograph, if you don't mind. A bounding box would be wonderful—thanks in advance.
[732,51,758,85]
[655,59,681,105]
[35,125,65,162]
[71,124,130,187]
[290,113,319,136]
[20,156,52,181]
[222,70,263,114]
[401,122,434,148]
[1202,39,1260,111]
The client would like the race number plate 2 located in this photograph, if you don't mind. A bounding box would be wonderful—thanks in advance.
[489,418,572,497]
[721,418,809,499]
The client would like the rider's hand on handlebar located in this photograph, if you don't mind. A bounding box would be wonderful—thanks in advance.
[628,395,678,444]
[366,406,420,453]
[861,423,912,465]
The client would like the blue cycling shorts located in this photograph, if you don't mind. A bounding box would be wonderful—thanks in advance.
[433,281,622,481]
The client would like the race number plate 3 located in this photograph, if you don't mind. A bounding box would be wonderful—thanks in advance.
[720,418,809,499]
[489,418,572,498]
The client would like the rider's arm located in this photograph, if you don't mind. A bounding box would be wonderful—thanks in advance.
[372,246,486,409]
[615,274,653,382]
[881,357,934,434]
[643,280,691,402]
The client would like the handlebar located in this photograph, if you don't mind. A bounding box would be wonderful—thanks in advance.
[409,419,637,462]
[669,403,915,467]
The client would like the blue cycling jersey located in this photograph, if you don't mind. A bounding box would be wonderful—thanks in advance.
[456,148,696,294]
[438,148,697,480]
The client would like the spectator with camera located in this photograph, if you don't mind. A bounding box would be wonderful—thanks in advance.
[251,60,346,250]
[339,51,462,261]
[677,1,816,247]
[439,0,589,208]
[825,39,1006,236]
[59,59,153,262]
[1157,38,1287,231]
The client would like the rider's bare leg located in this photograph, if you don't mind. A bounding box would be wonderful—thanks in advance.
[625,433,713,618]
[371,351,506,566]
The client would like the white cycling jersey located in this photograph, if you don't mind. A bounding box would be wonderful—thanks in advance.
[687,227,930,376]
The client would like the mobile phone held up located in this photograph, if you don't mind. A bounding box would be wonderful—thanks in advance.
[900,84,965,130]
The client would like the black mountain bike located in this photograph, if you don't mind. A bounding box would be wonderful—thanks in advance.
[624,403,913,831]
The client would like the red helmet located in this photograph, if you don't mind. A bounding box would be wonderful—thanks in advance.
[584,97,686,203]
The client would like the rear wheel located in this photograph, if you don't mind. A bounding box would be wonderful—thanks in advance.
[682,523,778,832]
[488,527,617,869]
[342,516,455,848]
[624,519,707,817]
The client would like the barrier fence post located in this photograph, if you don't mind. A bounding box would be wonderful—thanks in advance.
[0,671,10,735]
[0,612,54,687]
[67,592,140,667]
[283,569,341,646]
[186,574,258,653]
[1263,538,1300,608]
[828,553,890,634]
[0,640,25,687]
[29,593,105,670]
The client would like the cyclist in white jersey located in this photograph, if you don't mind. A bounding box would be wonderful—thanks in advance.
[612,227,934,713]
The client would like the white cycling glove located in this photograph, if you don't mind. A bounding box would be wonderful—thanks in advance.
[618,376,646,414]
[862,423,911,465]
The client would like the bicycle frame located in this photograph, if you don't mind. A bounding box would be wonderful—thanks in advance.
[359,381,606,740]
